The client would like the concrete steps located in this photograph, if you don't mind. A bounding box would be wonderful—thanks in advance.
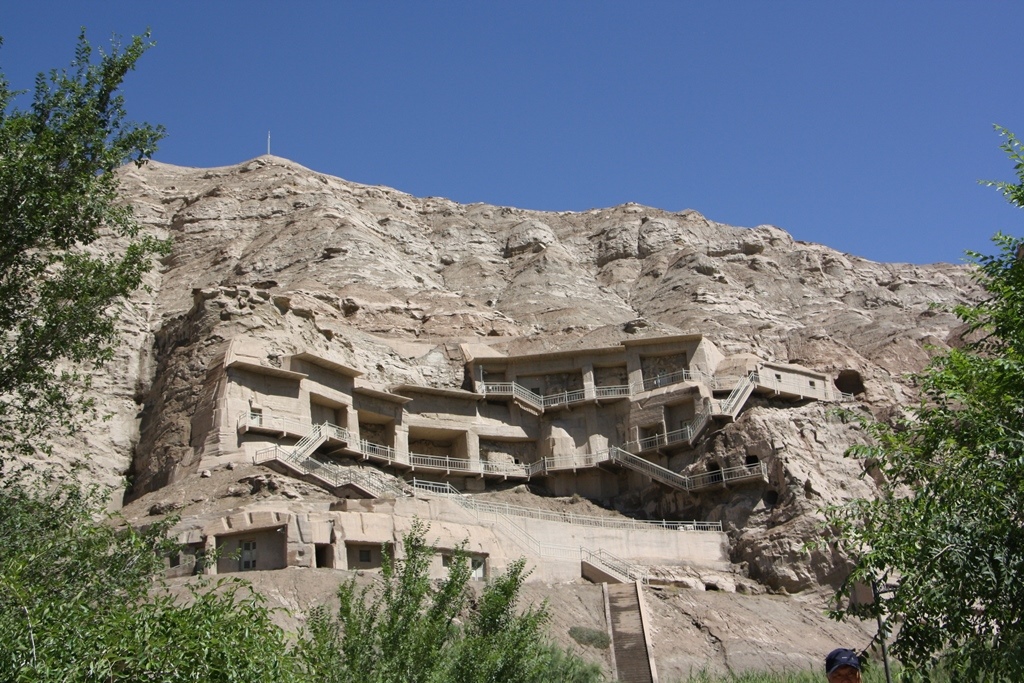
[607,582,658,683]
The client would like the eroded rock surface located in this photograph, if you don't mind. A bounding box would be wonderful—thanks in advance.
[45,155,981,671]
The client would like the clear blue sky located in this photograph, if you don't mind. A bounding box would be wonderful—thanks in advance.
[4,2,1023,265]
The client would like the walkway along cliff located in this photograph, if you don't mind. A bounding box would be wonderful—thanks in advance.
[73,155,980,676]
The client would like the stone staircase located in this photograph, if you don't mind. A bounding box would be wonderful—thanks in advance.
[607,582,658,683]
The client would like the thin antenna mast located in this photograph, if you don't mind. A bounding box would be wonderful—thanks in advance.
[267,131,271,155]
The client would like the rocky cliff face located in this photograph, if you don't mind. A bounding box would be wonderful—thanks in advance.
[60,155,978,596]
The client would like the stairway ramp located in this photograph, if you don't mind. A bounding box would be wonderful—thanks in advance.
[712,372,758,420]
[254,439,410,499]
[607,582,658,683]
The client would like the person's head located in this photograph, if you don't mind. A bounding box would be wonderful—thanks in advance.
[825,648,862,682]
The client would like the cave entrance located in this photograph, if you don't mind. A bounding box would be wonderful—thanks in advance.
[835,369,865,396]
[315,543,335,569]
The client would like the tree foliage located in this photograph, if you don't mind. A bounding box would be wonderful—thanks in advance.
[296,520,604,683]
[826,128,1024,681]
[0,30,167,457]
[0,469,301,682]
[0,32,601,682]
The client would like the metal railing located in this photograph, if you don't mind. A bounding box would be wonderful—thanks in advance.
[630,431,666,453]
[541,452,611,472]
[526,460,547,477]
[237,411,310,436]
[359,439,401,464]
[411,480,653,582]
[258,418,762,501]
[542,388,587,408]
[640,368,711,392]
[717,372,758,416]
[625,401,712,453]
[663,403,711,445]
[409,452,476,473]
[581,548,648,583]
[594,384,631,399]
[688,461,768,491]
[409,479,721,533]
[481,382,545,411]
[289,423,328,462]
[608,447,692,491]
[409,478,461,496]
[480,459,532,477]
[753,373,856,403]
[254,444,409,498]
[324,423,351,442]
[460,500,713,533]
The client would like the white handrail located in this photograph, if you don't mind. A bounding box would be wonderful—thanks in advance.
[641,368,711,392]
[237,412,310,436]
[718,372,758,416]
[542,388,587,408]
[581,548,648,583]
[625,400,712,453]
[289,423,327,462]
[417,483,652,583]
[542,451,612,472]
[689,461,768,490]
[255,444,409,498]
[594,385,631,399]
[609,447,692,491]
[409,479,721,533]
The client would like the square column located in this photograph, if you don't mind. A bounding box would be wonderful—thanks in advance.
[344,406,360,442]
[582,363,596,400]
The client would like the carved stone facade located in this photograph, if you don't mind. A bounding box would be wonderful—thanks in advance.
[166,333,847,581]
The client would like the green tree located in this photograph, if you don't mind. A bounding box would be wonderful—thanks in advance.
[0,32,304,683]
[0,30,166,458]
[297,520,604,683]
[0,470,302,682]
[825,128,1024,681]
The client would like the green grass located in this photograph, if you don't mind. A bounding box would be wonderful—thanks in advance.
[568,625,611,650]
[676,666,902,683]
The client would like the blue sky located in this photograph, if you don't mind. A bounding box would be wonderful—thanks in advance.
[3,2,1023,265]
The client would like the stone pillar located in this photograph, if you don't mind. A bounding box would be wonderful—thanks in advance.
[344,405,360,442]
[582,363,596,400]
[625,350,644,393]
[463,430,480,466]
[392,423,409,463]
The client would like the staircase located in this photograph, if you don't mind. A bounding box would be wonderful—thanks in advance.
[607,446,692,492]
[255,419,766,500]
[607,582,658,683]
[290,423,329,460]
[713,372,758,420]
[254,437,410,499]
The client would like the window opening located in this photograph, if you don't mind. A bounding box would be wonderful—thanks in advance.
[240,540,257,571]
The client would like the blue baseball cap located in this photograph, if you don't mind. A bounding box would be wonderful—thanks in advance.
[825,648,862,674]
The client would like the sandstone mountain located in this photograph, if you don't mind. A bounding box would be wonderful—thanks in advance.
[40,155,980,676]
